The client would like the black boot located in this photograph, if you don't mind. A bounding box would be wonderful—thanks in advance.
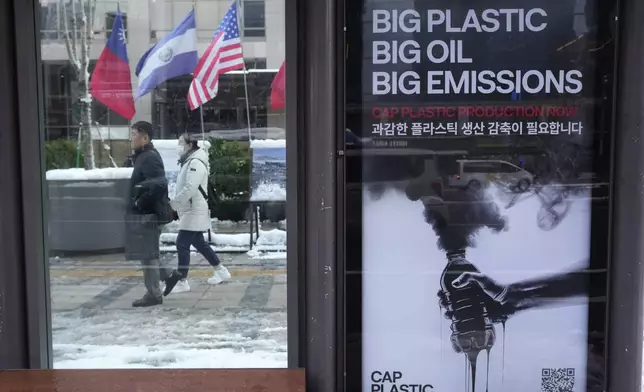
[163,270,183,296]
[132,294,163,307]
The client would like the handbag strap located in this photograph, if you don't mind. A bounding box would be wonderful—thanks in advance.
[198,185,208,200]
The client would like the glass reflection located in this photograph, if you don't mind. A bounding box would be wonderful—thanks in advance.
[42,0,288,369]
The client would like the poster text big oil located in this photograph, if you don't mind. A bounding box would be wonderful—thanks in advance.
[370,9,583,96]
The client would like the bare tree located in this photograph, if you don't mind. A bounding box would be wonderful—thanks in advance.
[59,0,98,169]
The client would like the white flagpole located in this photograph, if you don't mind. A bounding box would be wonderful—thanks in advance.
[192,1,207,143]
[235,0,253,142]
[199,106,206,141]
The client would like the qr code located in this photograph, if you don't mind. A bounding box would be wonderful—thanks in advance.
[541,368,575,392]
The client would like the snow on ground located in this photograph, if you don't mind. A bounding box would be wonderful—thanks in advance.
[255,229,286,247]
[247,250,287,260]
[159,229,287,253]
[163,219,246,233]
[47,167,134,180]
[250,139,285,148]
[250,183,286,201]
[53,308,287,369]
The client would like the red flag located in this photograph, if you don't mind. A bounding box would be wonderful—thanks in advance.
[89,11,135,120]
[270,61,285,110]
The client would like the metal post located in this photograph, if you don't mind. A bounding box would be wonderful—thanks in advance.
[0,0,51,369]
[607,0,644,389]
[285,0,302,370]
[298,0,339,389]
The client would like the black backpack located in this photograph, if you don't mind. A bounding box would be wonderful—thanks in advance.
[198,176,220,218]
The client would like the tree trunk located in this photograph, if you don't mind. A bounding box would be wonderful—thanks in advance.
[60,0,97,169]
[79,89,95,170]
[71,79,95,169]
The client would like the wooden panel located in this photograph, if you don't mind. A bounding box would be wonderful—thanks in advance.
[0,369,305,392]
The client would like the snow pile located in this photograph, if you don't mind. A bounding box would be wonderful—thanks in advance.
[54,344,285,369]
[213,219,243,226]
[160,232,250,248]
[159,229,287,253]
[250,139,285,149]
[247,250,287,260]
[251,183,287,201]
[253,229,287,252]
[255,229,286,247]
[47,168,134,181]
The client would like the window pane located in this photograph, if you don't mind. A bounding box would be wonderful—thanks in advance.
[41,0,288,369]
[243,1,265,29]
[244,28,266,38]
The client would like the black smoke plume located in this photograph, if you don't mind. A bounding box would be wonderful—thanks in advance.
[423,188,507,252]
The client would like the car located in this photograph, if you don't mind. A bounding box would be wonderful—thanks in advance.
[448,159,534,192]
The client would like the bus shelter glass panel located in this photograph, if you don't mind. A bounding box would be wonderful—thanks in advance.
[40,0,289,369]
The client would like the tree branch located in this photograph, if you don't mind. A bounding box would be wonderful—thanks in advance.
[70,0,78,57]
[89,0,97,37]
[60,0,80,72]
[85,0,97,64]
[79,0,89,86]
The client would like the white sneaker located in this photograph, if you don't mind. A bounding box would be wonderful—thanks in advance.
[207,265,231,285]
[173,279,191,293]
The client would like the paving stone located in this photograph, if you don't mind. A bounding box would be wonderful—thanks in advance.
[265,283,287,309]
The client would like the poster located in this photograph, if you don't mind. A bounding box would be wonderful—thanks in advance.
[352,1,616,392]
[250,140,287,202]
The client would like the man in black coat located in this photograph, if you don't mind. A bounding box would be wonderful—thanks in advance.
[126,121,181,307]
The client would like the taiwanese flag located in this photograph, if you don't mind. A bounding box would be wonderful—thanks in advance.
[270,61,285,110]
[89,10,135,120]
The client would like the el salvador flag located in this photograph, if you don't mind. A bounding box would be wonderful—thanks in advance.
[135,10,198,99]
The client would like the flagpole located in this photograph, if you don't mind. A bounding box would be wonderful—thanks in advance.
[192,1,206,143]
[235,0,253,143]
[200,106,206,141]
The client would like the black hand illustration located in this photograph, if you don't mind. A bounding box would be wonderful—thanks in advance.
[439,267,589,322]
[452,272,505,300]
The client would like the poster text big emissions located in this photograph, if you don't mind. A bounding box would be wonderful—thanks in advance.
[371,8,583,96]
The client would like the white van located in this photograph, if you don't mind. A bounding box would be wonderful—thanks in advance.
[448,159,534,191]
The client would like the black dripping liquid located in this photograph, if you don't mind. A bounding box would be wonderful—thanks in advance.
[440,250,496,392]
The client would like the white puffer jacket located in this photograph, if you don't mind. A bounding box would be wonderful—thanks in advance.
[170,148,211,232]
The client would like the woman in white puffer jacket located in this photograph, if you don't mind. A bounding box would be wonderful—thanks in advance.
[164,133,230,295]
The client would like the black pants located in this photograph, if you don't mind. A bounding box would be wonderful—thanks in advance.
[176,230,221,278]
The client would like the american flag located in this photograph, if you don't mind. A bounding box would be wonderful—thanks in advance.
[187,1,244,110]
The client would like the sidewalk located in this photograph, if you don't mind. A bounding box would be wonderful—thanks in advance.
[50,253,286,312]
[50,252,288,368]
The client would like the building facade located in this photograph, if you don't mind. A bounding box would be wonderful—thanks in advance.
[39,0,284,140]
